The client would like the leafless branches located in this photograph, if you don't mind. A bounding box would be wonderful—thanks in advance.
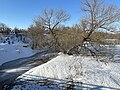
[36,9,70,53]
[67,0,120,55]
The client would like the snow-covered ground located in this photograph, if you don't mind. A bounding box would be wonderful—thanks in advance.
[0,42,35,65]
[13,53,120,89]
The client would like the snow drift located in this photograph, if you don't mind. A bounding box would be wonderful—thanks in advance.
[18,53,120,89]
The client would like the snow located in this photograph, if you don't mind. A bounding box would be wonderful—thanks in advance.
[3,67,30,73]
[0,67,31,78]
[0,42,35,65]
[17,53,120,89]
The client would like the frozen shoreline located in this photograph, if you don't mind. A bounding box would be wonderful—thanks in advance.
[16,53,120,89]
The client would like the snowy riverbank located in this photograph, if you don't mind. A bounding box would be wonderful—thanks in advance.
[0,42,35,65]
[13,53,120,89]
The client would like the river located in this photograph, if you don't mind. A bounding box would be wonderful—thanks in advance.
[0,50,57,89]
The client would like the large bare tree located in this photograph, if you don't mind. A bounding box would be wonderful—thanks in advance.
[67,0,120,55]
[35,9,70,52]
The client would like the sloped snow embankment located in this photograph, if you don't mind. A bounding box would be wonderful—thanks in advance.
[0,42,34,65]
[17,53,120,89]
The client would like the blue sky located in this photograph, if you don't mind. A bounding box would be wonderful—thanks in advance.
[0,0,120,29]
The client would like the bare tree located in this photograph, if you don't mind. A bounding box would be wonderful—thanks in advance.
[0,23,11,35]
[35,9,70,53]
[67,0,120,55]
